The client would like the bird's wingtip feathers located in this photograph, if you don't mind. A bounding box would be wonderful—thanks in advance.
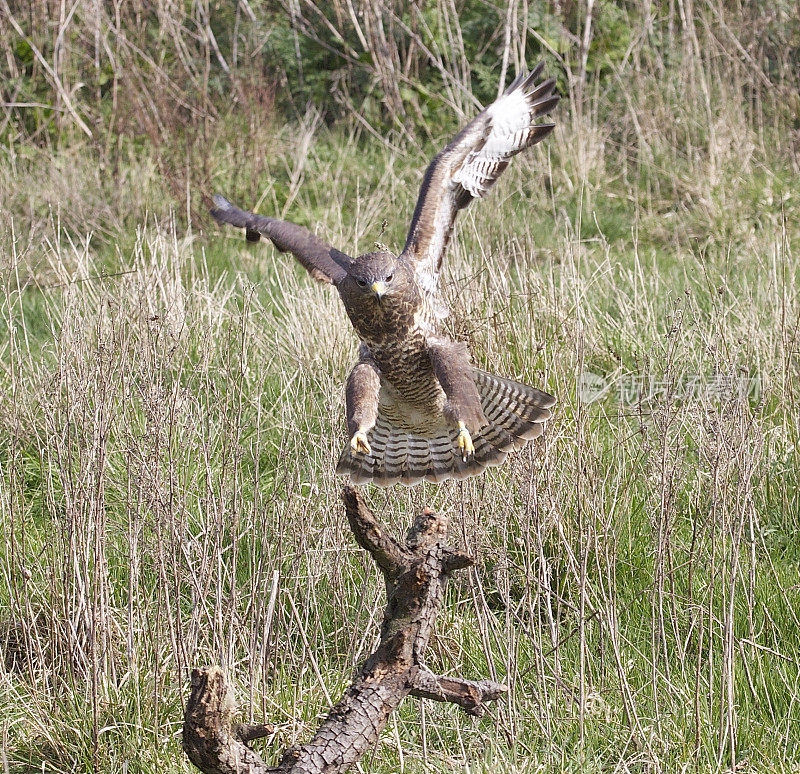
[532,94,560,116]
[212,193,231,210]
[504,70,527,95]
[504,61,547,96]
[529,76,557,100]
[530,123,556,142]
[529,60,546,82]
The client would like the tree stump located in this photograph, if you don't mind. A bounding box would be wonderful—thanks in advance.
[182,486,507,773]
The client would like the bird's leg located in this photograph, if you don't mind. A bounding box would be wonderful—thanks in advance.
[346,358,381,456]
[457,422,475,462]
[427,339,487,462]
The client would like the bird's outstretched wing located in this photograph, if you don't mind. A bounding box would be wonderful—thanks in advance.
[210,194,352,285]
[401,63,558,296]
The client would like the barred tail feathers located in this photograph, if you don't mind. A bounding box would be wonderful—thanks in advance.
[336,370,554,486]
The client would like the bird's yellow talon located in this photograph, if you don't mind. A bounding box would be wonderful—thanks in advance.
[351,431,372,455]
[457,423,474,462]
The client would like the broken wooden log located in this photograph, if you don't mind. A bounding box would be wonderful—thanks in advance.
[183,485,507,774]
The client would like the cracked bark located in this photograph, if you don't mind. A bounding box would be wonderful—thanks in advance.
[183,486,507,774]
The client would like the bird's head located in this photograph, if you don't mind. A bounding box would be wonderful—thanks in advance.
[339,250,414,302]
[349,251,407,297]
[337,251,417,338]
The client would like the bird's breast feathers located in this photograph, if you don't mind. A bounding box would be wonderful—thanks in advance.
[364,326,446,432]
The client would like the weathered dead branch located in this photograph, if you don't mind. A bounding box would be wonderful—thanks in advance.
[182,485,506,773]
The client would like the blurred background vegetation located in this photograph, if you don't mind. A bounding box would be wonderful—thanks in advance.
[2,0,798,236]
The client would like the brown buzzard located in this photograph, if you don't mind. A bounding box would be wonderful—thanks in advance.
[211,64,559,486]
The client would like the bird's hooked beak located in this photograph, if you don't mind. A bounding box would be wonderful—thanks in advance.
[371,281,387,299]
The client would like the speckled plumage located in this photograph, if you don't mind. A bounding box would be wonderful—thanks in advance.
[211,64,559,486]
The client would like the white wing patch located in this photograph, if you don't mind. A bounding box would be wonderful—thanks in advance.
[452,70,557,199]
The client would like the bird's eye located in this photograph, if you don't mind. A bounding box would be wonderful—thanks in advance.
[386,274,394,283]
[356,279,367,288]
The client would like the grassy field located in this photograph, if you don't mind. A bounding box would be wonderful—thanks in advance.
[2,2,800,772]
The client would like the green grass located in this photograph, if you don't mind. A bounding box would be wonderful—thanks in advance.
[3,13,800,774]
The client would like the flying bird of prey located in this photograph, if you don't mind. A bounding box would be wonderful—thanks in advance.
[211,64,558,486]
